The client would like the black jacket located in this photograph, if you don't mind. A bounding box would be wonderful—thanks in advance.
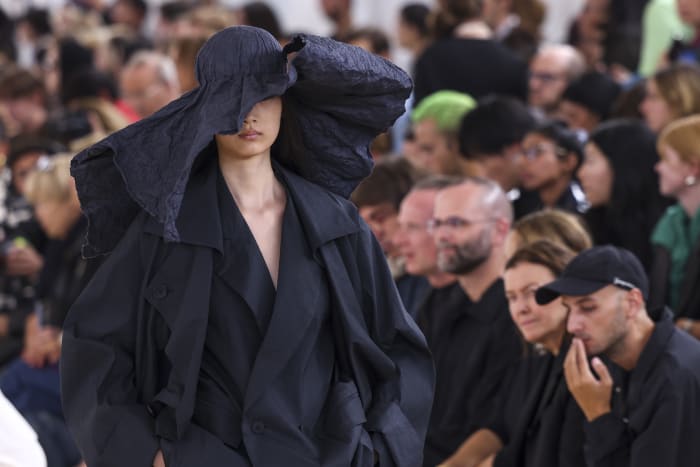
[582,310,700,466]
[60,163,435,467]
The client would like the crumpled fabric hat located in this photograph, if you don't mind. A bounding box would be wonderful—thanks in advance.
[71,26,412,256]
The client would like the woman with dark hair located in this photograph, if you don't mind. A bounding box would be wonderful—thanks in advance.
[578,119,669,270]
[440,241,585,467]
[237,2,282,40]
[60,26,434,467]
[519,121,588,214]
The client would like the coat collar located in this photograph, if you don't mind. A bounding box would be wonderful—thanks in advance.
[143,150,361,254]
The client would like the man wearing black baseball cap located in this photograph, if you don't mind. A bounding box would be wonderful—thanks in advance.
[536,245,700,467]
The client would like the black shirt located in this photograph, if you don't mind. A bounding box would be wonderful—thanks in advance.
[582,309,700,467]
[419,280,522,466]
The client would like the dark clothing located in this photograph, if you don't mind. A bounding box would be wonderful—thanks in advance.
[534,181,588,215]
[649,241,700,322]
[60,153,434,467]
[489,343,585,467]
[510,188,542,221]
[582,310,700,467]
[413,38,528,104]
[395,273,430,320]
[419,281,521,466]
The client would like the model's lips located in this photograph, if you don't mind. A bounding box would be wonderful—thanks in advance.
[238,130,261,139]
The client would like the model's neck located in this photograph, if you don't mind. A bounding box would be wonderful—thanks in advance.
[217,150,281,211]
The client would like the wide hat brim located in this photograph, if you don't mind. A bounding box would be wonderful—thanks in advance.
[71,28,412,257]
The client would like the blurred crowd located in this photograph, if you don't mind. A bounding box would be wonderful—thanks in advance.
[2,0,700,466]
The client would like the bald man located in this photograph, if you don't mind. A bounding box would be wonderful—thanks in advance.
[422,177,521,466]
[120,51,181,119]
[528,44,586,117]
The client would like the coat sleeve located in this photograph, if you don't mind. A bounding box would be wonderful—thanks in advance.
[60,214,160,467]
[350,225,435,466]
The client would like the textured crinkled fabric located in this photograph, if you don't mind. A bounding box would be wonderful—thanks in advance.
[71,26,412,257]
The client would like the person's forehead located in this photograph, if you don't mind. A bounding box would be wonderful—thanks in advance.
[399,190,436,220]
[531,52,568,73]
[434,184,483,213]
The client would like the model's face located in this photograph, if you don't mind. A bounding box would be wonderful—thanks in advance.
[558,100,599,133]
[564,285,628,356]
[528,52,570,112]
[655,144,695,198]
[505,262,567,350]
[579,142,614,207]
[640,80,674,133]
[520,133,574,193]
[394,190,440,276]
[432,184,494,275]
[358,202,400,257]
[216,97,282,161]
[413,119,461,175]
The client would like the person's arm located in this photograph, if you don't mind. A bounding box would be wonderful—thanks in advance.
[438,429,503,467]
[60,214,161,467]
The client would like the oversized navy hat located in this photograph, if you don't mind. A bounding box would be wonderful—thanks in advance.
[71,26,412,256]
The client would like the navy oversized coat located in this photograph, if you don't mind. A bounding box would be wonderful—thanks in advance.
[60,164,435,467]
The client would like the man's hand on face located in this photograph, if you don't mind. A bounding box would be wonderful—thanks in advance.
[564,337,613,422]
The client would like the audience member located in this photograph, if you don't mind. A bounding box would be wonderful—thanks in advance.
[458,94,540,219]
[537,245,700,467]
[638,0,691,76]
[410,90,476,176]
[441,241,585,467]
[166,35,208,94]
[413,0,528,103]
[237,2,283,40]
[650,114,700,334]
[639,63,700,133]
[423,177,521,466]
[481,0,545,62]
[345,27,390,58]
[504,208,593,259]
[320,0,353,40]
[396,3,431,73]
[351,158,429,314]
[558,71,621,133]
[579,119,669,270]
[0,68,49,136]
[528,45,586,118]
[519,121,588,214]
[119,50,181,119]
[108,0,148,36]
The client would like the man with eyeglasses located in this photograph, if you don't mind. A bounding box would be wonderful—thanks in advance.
[119,51,181,119]
[536,245,700,467]
[422,177,521,466]
[528,44,586,118]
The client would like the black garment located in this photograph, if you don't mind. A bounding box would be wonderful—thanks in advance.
[649,241,700,322]
[582,309,700,467]
[413,38,528,104]
[419,281,522,466]
[488,342,585,467]
[533,181,588,215]
[395,273,430,320]
[61,151,434,467]
[510,188,541,221]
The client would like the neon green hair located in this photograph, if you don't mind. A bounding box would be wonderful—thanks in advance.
[411,90,477,132]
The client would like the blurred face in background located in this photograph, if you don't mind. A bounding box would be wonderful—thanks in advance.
[520,132,576,193]
[359,202,400,257]
[677,0,700,27]
[394,189,441,276]
[640,79,675,133]
[528,52,570,112]
[413,119,463,175]
[655,144,698,198]
[578,142,614,207]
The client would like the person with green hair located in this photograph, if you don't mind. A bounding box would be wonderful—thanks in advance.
[409,90,477,176]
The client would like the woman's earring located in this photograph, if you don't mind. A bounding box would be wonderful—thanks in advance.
[685,175,697,187]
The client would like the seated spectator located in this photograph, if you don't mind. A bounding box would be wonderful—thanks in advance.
[519,121,588,214]
[579,119,669,270]
[351,158,429,315]
[424,177,521,466]
[345,27,390,59]
[396,3,431,74]
[0,154,93,467]
[166,35,208,94]
[650,114,700,334]
[528,44,586,118]
[537,245,700,467]
[638,0,691,76]
[119,50,181,119]
[237,2,283,40]
[413,0,528,103]
[410,90,476,176]
[441,241,585,467]
[458,94,539,219]
[666,0,700,65]
[558,71,622,133]
[0,389,46,467]
[394,176,458,319]
[504,208,593,259]
[639,63,700,133]
[481,0,545,62]
[0,67,49,136]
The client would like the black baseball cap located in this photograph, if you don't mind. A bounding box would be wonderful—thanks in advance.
[535,245,649,304]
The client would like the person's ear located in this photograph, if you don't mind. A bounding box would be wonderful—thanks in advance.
[624,288,645,318]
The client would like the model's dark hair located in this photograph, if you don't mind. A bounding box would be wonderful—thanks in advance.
[584,119,670,269]
[459,95,535,159]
